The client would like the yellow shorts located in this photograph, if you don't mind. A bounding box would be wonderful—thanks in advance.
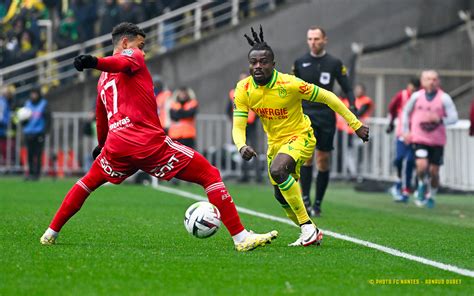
[267,131,316,185]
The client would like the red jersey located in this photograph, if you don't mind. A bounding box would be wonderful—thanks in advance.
[92,48,193,183]
[95,48,166,157]
[388,88,412,137]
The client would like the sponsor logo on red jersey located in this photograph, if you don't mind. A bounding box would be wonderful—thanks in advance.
[109,116,132,132]
[99,157,127,178]
[151,154,179,178]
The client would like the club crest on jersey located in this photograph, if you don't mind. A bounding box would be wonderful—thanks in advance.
[278,86,287,98]
[299,82,311,95]
[121,49,134,56]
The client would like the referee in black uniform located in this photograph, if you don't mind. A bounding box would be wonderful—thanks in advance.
[293,26,356,217]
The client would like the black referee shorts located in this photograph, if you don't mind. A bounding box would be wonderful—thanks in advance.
[312,124,336,152]
[305,109,336,152]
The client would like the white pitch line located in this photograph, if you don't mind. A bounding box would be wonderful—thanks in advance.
[152,184,474,278]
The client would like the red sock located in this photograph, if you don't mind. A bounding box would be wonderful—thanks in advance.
[205,182,244,236]
[49,161,106,232]
[49,181,90,231]
[175,152,245,236]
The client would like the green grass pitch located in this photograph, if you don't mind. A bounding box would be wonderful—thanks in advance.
[0,177,472,295]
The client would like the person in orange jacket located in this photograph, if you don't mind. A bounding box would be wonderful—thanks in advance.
[169,87,198,148]
[153,76,172,134]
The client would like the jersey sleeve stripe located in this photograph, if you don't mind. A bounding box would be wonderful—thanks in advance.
[310,85,319,102]
[233,111,248,117]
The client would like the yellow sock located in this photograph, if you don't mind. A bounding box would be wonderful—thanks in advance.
[278,175,311,225]
[281,204,299,225]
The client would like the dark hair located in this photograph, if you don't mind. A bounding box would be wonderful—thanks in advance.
[30,86,42,97]
[409,77,420,89]
[111,22,146,46]
[308,26,326,37]
[244,25,274,61]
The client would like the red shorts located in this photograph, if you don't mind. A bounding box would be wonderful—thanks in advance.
[94,136,194,184]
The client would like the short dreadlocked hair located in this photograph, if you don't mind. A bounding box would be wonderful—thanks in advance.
[244,25,274,61]
[111,22,146,46]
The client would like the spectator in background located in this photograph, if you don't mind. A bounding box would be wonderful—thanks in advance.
[386,78,419,202]
[336,83,374,179]
[99,0,120,36]
[57,9,79,48]
[160,0,191,50]
[0,86,13,166]
[22,87,51,181]
[153,75,172,134]
[226,72,262,183]
[169,87,198,149]
[17,30,37,61]
[117,0,145,25]
[470,99,474,137]
[71,0,97,42]
[142,0,165,21]
[402,70,458,208]
[1,85,18,168]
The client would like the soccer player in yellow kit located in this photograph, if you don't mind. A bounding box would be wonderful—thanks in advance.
[233,26,370,246]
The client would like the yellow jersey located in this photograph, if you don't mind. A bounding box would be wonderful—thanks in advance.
[232,70,362,150]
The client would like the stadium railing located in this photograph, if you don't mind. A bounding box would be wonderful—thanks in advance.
[0,0,279,98]
[1,113,473,191]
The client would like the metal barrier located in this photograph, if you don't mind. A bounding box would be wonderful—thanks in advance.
[1,113,472,191]
[333,117,474,191]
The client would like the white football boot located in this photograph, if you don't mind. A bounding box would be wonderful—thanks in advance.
[288,224,323,247]
[40,228,58,245]
[235,230,278,252]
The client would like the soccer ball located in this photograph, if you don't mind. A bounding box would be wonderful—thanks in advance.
[184,201,221,238]
[16,107,32,122]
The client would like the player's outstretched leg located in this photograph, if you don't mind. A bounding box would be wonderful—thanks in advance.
[270,153,322,247]
[175,151,278,251]
[40,161,107,245]
[273,185,323,247]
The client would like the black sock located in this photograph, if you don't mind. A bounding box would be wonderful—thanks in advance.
[315,170,330,209]
[300,166,313,208]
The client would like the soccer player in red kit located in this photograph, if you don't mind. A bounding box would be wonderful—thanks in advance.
[40,22,277,251]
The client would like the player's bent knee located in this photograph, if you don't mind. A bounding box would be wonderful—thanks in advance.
[269,166,288,184]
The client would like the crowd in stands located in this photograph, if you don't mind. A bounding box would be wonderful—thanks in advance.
[1,0,272,68]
